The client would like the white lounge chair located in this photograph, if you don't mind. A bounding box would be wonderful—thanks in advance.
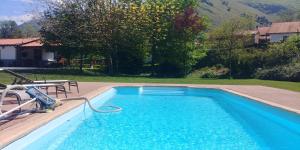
[3,69,79,93]
[0,85,122,120]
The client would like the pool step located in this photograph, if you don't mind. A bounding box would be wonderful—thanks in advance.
[139,87,186,96]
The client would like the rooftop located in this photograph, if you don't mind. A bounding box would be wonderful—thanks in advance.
[257,27,271,36]
[268,21,300,34]
[20,40,43,47]
[0,38,39,46]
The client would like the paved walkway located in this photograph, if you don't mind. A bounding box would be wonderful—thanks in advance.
[1,82,300,148]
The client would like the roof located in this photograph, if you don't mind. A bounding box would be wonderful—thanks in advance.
[257,27,270,35]
[21,40,43,47]
[268,21,300,34]
[0,38,39,46]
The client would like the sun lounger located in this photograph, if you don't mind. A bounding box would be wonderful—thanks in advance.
[0,89,23,106]
[0,85,122,120]
[0,85,67,119]
[3,69,79,93]
[0,82,67,114]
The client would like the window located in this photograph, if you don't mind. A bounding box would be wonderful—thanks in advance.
[283,35,289,41]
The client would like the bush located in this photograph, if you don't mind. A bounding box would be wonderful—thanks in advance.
[255,63,300,81]
[156,62,188,77]
[192,66,229,79]
[117,49,145,75]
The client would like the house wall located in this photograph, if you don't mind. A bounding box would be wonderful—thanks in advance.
[21,48,35,60]
[0,46,17,66]
[270,33,296,42]
[0,46,16,60]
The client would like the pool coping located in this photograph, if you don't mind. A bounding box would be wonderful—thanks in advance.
[1,83,300,148]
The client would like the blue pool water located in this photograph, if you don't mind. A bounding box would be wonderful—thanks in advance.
[4,87,300,150]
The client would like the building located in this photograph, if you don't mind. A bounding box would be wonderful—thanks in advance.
[255,27,270,44]
[0,38,55,67]
[255,21,300,44]
[268,21,300,42]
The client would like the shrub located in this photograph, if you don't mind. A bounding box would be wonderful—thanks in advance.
[255,63,300,81]
[192,66,229,79]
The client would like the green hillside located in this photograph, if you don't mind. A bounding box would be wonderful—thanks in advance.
[198,0,300,26]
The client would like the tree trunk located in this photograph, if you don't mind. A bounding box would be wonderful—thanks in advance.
[106,55,114,75]
[229,48,232,79]
[79,50,84,72]
[150,44,156,76]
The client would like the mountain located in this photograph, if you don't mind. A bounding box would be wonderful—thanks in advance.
[18,19,41,37]
[198,0,300,26]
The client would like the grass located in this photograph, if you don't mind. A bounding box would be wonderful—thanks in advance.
[1,71,299,92]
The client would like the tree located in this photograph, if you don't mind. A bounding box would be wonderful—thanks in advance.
[144,0,206,76]
[20,24,40,38]
[41,0,91,71]
[156,5,207,76]
[0,20,22,38]
[266,35,300,66]
[208,18,254,77]
[143,0,180,75]
[40,0,207,76]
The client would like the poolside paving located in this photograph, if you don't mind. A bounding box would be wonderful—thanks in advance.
[0,82,300,148]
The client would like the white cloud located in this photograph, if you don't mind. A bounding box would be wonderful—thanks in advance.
[0,14,35,24]
[20,0,34,3]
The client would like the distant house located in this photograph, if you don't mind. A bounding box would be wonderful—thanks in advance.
[268,21,300,42]
[255,21,300,44]
[255,26,270,44]
[0,38,55,67]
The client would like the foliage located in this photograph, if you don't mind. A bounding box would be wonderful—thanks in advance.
[191,65,229,79]
[41,0,207,76]
[201,35,300,79]
[255,35,300,81]
[20,24,40,38]
[149,2,207,77]
[0,20,22,38]
[0,20,40,38]
[264,35,300,66]
[255,63,300,81]
[206,17,255,77]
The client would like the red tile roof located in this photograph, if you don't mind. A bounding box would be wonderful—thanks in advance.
[257,27,270,36]
[268,21,300,34]
[0,38,39,46]
[21,40,43,47]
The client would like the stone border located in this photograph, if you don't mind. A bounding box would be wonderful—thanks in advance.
[1,83,300,148]
[221,88,300,115]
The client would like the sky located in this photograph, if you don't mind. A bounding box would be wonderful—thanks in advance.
[0,0,44,24]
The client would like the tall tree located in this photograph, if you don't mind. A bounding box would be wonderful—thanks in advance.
[40,0,207,76]
[145,0,207,76]
[41,0,90,71]
[20,24,40,38]
[0,20,22,38]
[209,18,254,77]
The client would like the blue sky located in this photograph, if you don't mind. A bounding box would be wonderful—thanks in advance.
[0,0,43,24]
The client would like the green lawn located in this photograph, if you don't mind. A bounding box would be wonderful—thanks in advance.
[1,72,299,92]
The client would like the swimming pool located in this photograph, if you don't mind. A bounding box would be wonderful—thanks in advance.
[4,86,300,149]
